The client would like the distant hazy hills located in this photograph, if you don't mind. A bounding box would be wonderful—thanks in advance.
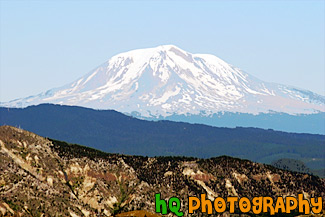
[1,104,324,171]
[2,45,324,133]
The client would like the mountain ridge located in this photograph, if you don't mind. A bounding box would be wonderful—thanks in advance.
[2,45,324,117]
[1,104,324,171]
[1,125,324,216]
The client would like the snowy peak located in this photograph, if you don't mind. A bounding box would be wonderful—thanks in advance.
[2,45,325,116]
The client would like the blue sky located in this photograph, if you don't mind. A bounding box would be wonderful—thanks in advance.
[1,0,324,101]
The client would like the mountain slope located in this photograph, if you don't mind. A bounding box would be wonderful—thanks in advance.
[1,126,324,216]
[1,104,324,170]
[271,158,325,178]
[2,45,324,117]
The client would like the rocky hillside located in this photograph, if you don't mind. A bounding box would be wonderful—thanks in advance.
[0,126,324,216]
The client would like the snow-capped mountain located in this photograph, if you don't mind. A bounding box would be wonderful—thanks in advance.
[2,45,325,117]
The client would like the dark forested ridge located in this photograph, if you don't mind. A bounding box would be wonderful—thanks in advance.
[1,104,324,169]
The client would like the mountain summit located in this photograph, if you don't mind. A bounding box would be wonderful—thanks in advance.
[2,45,324,117]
